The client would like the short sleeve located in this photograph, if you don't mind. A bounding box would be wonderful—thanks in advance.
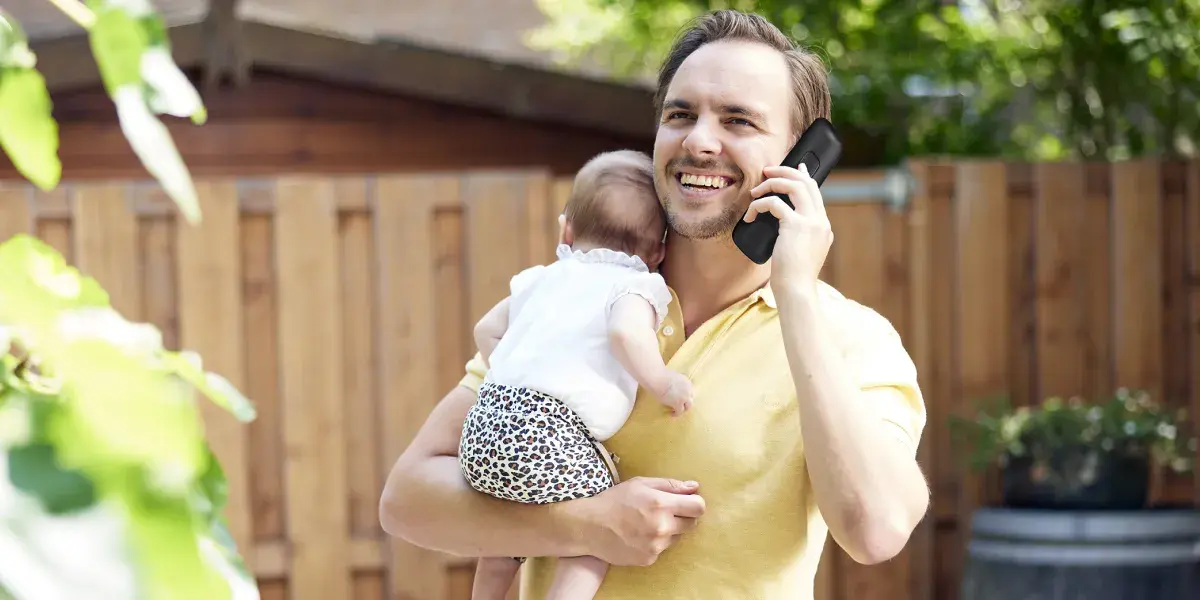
[509,265,547,298]
[458,351,487,394]
[605,271,672,331]
[838,300,927,454]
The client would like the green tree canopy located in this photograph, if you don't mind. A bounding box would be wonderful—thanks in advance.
[529,0,1200,165]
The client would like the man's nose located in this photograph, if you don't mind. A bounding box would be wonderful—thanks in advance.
[681,118,721,156]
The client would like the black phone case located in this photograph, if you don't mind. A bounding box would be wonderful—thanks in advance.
[731,117,842,264]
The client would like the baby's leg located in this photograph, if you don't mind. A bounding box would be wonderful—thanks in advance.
[545,555,609,600]
[471,557,522,600]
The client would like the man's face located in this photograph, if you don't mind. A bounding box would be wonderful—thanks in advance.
[653,40,795,241]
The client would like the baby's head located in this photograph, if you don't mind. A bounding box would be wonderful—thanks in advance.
[562,150,667,270]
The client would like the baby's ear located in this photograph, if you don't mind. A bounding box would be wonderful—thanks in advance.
[559,216,575,245]
[647,241,666,271]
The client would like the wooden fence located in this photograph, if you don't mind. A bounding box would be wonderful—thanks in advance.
[0,159,1196,600]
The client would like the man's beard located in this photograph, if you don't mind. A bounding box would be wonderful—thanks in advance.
[662,197,745,240]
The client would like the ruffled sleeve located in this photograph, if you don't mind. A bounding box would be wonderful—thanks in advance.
[509,264,546,298]
[605,271,673,331]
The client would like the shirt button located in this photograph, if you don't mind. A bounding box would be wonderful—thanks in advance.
[663,325,675,336]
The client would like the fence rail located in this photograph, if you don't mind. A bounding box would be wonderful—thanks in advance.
[0,159,1196,600]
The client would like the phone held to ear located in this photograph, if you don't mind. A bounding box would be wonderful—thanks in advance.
[731,117,843,265]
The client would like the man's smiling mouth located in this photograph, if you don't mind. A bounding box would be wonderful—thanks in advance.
[677,173,735,193]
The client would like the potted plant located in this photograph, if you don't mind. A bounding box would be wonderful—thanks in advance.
[951,389,1196,511]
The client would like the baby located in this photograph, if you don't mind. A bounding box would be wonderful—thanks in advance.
[459,149,693,600]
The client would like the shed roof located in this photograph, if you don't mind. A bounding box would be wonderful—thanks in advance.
[14,1,658,139]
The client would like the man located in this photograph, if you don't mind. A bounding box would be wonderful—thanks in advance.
[379,9,929,600]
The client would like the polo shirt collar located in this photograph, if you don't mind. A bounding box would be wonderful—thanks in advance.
[753,283,777,309]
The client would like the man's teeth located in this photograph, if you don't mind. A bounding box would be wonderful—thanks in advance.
[680,173,729,189]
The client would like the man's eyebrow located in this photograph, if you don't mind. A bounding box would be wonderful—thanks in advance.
[663,99,692,111]
[721,104,767,122]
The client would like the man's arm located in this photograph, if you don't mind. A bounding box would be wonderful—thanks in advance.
[378,373,709,565]
[473,297,510,367]
[775,288,929,565]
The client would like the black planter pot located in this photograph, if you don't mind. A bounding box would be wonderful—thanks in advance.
[1001,448,1150,510]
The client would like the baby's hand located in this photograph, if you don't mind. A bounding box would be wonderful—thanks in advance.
[658,372,695,416]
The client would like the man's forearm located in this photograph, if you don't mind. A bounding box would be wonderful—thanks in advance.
[382,456,588,558]
[775,285,928,564]
[379,385,594,559]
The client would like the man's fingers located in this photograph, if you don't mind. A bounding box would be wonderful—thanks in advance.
[742,196,794,223]
[640,477,699,494]
[657,490,707,518]
[798,164,826,218]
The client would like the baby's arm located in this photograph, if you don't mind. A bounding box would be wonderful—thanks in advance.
[606,294,693,415]
[473,297,510,368]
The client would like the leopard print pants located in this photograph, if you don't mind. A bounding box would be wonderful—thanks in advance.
[459,382,618,505]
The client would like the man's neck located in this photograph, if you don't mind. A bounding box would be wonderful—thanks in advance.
[660,231,771,335]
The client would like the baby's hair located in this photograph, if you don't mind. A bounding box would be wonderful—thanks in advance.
[564,150,666,257]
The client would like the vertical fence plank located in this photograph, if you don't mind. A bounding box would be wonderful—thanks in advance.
[138,204,179,350]
[1160,163,1193,503]
[375,175,447,600]
[337,181,382,538]
[336,178,387,599]
[177,180,253,566]
[1005,165,1037,411]
[72,183,141,318]
[953,160,1010,590]
[918,163,960,600]
[1033,163,1089,399]
[0,185,31,242]
[1111,161,1163,397]
[904,160,935,600]
[1188,161,1200,503]
[1083,165,1115,401]
[274,176,351,600]
[525,172,556,267]
[240,204,285,543]
[433,207,469,397]
[463,172,533,323]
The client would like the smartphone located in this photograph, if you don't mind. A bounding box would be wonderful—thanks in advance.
[731,117,842,264]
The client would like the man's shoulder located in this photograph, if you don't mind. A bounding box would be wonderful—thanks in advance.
[813,280,902,343]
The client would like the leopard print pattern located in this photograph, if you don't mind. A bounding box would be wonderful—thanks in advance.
[459,382,615,505]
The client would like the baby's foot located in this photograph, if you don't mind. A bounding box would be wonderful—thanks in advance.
[660,372,695,416]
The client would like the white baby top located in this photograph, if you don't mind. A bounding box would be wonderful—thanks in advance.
[483,244,673,441]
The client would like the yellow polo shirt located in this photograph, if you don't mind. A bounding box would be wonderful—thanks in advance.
[458,280,925,600]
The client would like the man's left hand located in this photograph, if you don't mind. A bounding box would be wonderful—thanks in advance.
[742,164,833,293]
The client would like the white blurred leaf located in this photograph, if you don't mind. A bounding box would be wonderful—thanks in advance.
[112,85,200,224]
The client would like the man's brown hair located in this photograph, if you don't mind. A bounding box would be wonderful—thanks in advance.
[654,9,832,138]
[563,150,665,258]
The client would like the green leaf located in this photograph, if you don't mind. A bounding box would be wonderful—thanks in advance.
[88,6,148,95]
[7,442,97,514]
[0,68,61,190]
[0,10,37,70]
[202,516,259,599]
[164,351,257,422]
[127,491,228,600]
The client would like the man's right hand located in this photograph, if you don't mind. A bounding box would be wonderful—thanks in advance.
[573,476,706,567]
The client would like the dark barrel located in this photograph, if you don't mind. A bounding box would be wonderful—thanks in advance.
[960,507,1200,600]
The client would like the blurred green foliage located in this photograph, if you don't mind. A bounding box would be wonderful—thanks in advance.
[528,0,1200,164]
